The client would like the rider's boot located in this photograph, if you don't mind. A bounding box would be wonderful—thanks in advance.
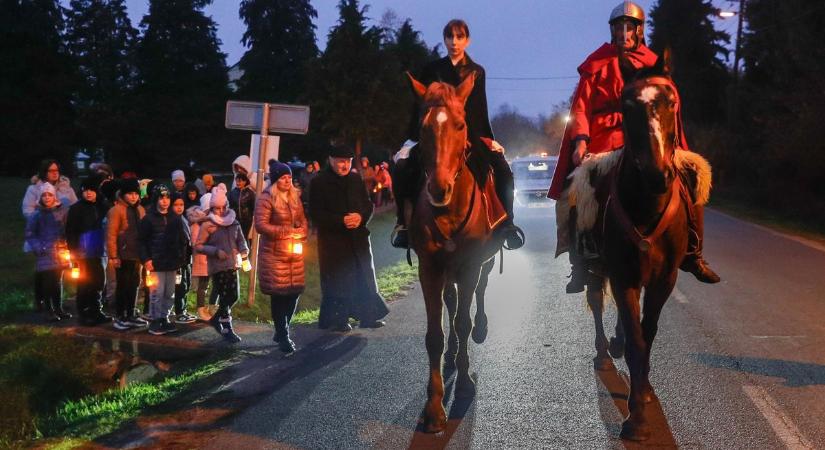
[680,203,720,283]
[391,201,410,249]
[391,156,414,249]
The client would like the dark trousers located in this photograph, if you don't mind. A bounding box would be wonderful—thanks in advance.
[212,269,239,317]
[174,264,192,315]
[489,151,515,220]
[271,293,300,340]
[115,260,141,320]
[34,269,62,312]
[76,258,105,317]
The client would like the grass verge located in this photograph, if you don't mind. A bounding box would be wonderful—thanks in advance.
[38,359,227,444]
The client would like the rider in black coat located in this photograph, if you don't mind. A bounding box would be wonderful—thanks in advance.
[391,19,522,250]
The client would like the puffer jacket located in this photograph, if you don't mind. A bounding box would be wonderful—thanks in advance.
[185,205,210,277]
[22,176,77,219]
[25,203,69,272]
[254,187,307,295]
[106,198,146,261]
[229,186,256,238]
[138,206,189,272]
[66,199,107,259]
[195,209,249,275]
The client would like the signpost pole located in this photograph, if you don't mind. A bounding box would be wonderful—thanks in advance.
[246,103,272,306]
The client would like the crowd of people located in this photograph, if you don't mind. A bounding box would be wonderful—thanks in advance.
[21,150,389,354]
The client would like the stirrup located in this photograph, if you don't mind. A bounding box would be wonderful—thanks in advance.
[502,225,525,250]
[391,225,409,249]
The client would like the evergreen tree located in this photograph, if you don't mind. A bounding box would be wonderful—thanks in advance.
[65,0,137,165]
[132,0,232,174]
[648,0,731,124]
[0,0,77,175]
[237,0,318,103]
[309,0,389,157]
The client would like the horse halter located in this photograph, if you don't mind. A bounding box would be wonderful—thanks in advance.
[621,76,681,173]
[420,104,471,187]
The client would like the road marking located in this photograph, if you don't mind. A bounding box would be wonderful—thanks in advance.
[742,385,815,449]
[750,335,806,340]
[711,209,825,253]
[673,287,689,304]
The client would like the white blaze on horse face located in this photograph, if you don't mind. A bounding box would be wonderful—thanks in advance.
[638,86,666,159]
[436,111,448,129]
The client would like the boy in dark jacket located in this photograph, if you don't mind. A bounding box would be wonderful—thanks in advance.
[66,175,112,325]
[228,173,255,242]
[171,192,196,323]
[139,184,189,335]
[107,178,146,330]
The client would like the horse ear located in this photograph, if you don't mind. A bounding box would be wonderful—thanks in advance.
[658,47,673,77]
[456,72,476,105]
[407,72,427,99]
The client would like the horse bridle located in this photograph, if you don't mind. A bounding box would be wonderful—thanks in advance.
[420,105,471,187]
[621,76,681,174]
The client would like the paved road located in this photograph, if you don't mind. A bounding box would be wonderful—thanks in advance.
[108,202,825,449]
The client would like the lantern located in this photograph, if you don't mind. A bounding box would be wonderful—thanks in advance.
[292,242,303,255]
[70,267,80,279]
[241,258,252,272]
[145,270,156,287]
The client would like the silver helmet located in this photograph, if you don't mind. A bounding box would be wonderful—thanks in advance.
[609,1,645,48]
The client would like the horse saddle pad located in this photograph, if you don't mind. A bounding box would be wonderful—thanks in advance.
[482,170,508,231]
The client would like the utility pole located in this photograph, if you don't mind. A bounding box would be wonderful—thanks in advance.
[732,0,746,81]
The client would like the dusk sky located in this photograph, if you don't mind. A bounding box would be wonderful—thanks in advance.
[111,0,739,118]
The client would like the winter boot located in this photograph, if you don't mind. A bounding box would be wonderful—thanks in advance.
[680,204,720,283]
[220,316,241,343]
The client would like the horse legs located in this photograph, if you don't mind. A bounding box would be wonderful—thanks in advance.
[419,259,448,433]
[612,283,651,441]
[638,277,675,404]
[609,314,625,359]
[443,282,458,373]
[587,279,613,371]
[454,266,482,398]
[472,257,494,344]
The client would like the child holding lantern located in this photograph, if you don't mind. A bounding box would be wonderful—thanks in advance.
[254,160,308,353]
[25,183,70,321]
[66,174,111,326]
[195,184,249,343]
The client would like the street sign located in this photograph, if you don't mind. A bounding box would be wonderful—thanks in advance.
[225,101,310,135]
[249,134,280,175]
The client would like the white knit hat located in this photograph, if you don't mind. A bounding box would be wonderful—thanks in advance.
[171,170,185,182]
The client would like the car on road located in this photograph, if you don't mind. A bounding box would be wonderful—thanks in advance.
[510,154,557,207]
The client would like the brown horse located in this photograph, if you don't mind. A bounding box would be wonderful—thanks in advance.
[602,51,691,441]
[407,73,504,433]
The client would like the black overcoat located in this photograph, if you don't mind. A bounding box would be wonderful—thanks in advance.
[308,166,389,327]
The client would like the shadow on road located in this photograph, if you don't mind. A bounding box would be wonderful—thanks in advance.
[594,362,678,448]
[695,353,825,387]
[98,332,368,449]
[404,371,478,450]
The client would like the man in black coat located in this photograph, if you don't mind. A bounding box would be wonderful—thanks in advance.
[309,145,389,332]
[391,19,523,251]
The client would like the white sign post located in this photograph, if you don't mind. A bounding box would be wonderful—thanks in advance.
[225,101,310,306]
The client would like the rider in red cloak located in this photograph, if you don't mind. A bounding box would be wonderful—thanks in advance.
[549,1,720,293]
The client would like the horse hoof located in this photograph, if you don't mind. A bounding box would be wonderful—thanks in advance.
[642,385,657,404]
[471,325,488,344]
[593,355,614,371]
[420,406,447,433]
[455,376,476,398]
[608,336,624,359]
[620,419,651,441]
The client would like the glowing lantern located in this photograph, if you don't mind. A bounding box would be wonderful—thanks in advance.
[145,270,156,287]
[292,242,303,255]
[70,267,80,279]
[242,258,252,272]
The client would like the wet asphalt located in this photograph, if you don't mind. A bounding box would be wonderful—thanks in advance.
[107,202,825,449]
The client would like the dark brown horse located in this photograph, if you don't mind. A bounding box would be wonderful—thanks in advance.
[603,51,691,441]
[407,73,504,433]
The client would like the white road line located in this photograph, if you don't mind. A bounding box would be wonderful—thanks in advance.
[672,287,688,304]
[742,385,815,449]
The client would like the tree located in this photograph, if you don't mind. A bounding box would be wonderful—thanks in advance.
[65,0,137,164]
[309,0,391,158]
[490,105,553,158]
[132,0,232,174]
[237,0,319,103]
[648,0,731,124]
[0,0,77,175]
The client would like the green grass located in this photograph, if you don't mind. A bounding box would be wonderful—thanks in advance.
[40,359,226,442]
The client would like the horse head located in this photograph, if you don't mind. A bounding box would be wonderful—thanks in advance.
[621,48,680,194]
[408,72,475,207]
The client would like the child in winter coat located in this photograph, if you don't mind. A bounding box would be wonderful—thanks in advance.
[138,184,190,335]
[171,193,196,323]
[66,175,111,326]
[25,183,71,321]
[186,192,212,320]
[108,178,147,330]
[229,173,256,242]
[195,186,249,342]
